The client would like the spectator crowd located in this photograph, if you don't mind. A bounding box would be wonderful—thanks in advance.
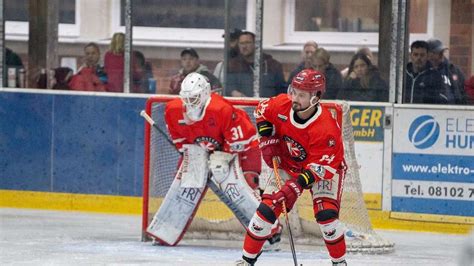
[3,30,472,104]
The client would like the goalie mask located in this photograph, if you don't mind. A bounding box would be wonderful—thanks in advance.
[179,72,211,121]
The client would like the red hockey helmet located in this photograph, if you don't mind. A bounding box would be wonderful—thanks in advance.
[290,69,326,95]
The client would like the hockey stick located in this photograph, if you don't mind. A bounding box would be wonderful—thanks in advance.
[140,109,251,227]
[206,178,250,226]
[272,157,298,266]
[140,110,174,146]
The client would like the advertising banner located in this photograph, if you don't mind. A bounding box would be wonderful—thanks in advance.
[350,105,384,142]
[350,105,386,209]
[392,108,474,218]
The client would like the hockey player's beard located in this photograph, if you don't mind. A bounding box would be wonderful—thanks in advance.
[292,102,305,112]
[292,101,317,119]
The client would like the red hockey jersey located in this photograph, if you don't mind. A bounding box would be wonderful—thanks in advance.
[255,94,345,179]
[164,93,258,154]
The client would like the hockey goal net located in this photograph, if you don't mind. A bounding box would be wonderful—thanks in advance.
[142,95,394,253]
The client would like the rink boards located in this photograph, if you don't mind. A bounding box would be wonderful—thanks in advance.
[0,89,472,233]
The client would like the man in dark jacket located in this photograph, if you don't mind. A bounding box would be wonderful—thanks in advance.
[226,31,286,97]
[405,41,445,104]
[427,39,467,104]
[169,48,221,94]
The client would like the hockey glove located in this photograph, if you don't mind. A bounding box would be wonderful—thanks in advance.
[209,151,234,184]
[296,169,319,189]
[259,137,284,168]
[263,179,302,211]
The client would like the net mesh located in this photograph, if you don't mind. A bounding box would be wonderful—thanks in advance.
[144,97,394,253]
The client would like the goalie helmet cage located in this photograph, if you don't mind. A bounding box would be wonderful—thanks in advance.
[142,95,394,253]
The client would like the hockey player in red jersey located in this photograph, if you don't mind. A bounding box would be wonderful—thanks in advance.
[165,72,261,188]
[237,69,347,265]
[149,72,281,248]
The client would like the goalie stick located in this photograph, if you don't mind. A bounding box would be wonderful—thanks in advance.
[140,110,174,146]
[140,109,251,227]
[272,157,298,266]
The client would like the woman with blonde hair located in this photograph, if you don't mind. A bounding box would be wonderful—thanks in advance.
[104,32,146,93]
[104,33,126,92]
[310,48,343,99]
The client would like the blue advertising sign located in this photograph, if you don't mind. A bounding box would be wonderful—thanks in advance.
[392,108,474,217]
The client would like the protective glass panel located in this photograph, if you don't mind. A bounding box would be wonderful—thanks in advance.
[403,0,472,105]
[294,0,380,33]
[120,0,246,29]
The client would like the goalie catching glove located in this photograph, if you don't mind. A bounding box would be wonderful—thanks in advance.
[208,151,235,184]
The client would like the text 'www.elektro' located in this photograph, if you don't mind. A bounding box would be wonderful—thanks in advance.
[402,163,474,175]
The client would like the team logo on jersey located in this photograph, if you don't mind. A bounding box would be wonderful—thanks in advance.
[283,136,306,162]
[195,136,220,151]
[230,143,244,152]
[254,99,269,119]
[309,163,326,178]
[328,138,336,147]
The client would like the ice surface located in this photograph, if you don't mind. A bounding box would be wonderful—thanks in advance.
[0,208,471,265]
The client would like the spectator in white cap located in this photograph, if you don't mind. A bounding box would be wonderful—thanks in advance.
[427,38,467,104]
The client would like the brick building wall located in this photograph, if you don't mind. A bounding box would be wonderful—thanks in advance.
[449,0,473,77]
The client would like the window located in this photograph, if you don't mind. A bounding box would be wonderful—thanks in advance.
[407,0,432,44]
[114,0,251,45]
[120,0,245,29]
[409,0,429,34]
[294,0,379,33]
[286,0,432,51]
[4,0,79,40]
[5,0,76,24]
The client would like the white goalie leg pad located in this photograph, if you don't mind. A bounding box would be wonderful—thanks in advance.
[146,147,208,245]
[318,219,345,243]
[209,157,260,227]
[247,211,273,239]
[180,144,209,188]
[208,151,234,184]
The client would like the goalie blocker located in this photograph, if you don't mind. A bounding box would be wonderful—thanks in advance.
[147,145,269,246]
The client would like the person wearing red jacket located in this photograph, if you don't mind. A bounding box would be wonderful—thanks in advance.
[69,42,106,92]
[237,69,347,266]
